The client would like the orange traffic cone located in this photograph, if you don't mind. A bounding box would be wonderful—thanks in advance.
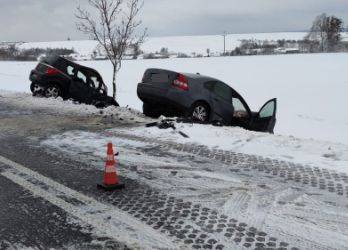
[97,142,125,190]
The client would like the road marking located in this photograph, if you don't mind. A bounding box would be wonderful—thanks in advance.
[0,155,179,250]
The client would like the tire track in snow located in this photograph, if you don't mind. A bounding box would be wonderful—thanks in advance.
[0,155,180,250]
[108,131,348,199]
[0,154,246,250]
[95,131,348,249]
[42,133,301,250]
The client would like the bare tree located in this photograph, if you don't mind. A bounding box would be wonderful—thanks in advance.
[306,13,343,52]
[326,16,343,51]
[76,0,146,99]
[206,48,210,57]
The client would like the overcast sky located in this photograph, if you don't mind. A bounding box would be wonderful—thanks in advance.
[1,0,348,42]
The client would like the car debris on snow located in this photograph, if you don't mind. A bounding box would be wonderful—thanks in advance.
[146,117,189,138]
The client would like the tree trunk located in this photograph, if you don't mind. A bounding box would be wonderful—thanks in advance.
[112,65,117,99]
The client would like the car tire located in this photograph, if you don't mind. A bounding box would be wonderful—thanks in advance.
[143,103,161,118]
[44,83,62,98]
[30,82,44,96]
[189,102,210,122]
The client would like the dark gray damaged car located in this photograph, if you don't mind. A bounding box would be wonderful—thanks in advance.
[137,68,277,133]
[29,56,119,108]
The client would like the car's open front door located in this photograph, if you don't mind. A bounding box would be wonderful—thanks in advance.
[249,98,277,133]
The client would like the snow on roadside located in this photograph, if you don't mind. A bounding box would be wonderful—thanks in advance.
[0,90,151,123]
[1,90,347,175]
[113,122,348,175]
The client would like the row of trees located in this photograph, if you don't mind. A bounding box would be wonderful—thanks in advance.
[0,46,75,61]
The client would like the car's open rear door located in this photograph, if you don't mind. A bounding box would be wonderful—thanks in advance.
[249,98,277,133]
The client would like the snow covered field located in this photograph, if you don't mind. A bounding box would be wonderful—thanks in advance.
[142,32,309,55]
[18,32,310,56]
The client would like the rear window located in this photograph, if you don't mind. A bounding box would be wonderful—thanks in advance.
[41,56,71,73]
[41,56,60,66]
[150,73,169,83]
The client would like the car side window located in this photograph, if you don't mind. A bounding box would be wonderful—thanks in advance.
[259,101,275,118]
[90,76,100,89]
[232,97,249,118]
[67,65,75,76]
[213,82,232,103]
[204,81,214,91]
[77,71,87,84]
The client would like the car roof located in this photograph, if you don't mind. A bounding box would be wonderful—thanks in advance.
[144,68,227,86]
[42,55,101,76]
[42,55,73,66]
[182,72,220,83]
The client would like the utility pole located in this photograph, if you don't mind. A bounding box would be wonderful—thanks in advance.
[222,31,226,55]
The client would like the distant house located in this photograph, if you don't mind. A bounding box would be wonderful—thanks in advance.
[284,48,300,54]
[275,47,300,54]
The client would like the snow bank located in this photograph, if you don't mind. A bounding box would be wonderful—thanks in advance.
[1,89,346,175]
[116,123,348,175]
[0,90,150,123]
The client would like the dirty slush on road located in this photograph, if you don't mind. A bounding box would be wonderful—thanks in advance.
[0,96,348,250]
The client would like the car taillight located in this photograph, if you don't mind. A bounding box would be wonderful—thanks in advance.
[46,66,59,75]
[172,74,188,90]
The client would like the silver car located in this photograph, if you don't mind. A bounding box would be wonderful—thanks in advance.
[137,68,277,133]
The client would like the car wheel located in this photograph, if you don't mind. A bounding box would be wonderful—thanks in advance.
[143,103,161,118]
[44,83,62,98]
[190,102,210,122]
[30,83,44,96]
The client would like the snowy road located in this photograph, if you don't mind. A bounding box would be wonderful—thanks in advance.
[0,95,348,250]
